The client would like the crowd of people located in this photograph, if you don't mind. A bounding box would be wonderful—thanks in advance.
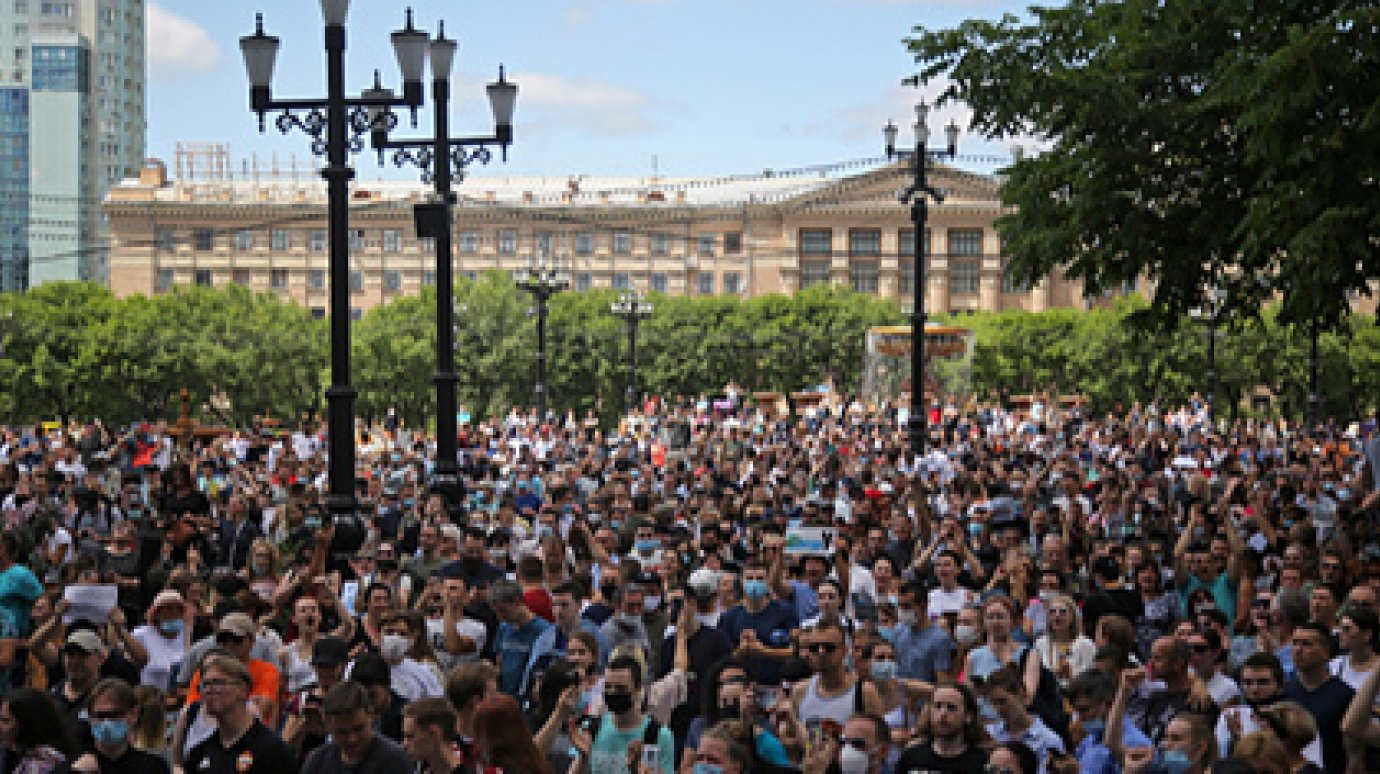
[0,391,1376,774]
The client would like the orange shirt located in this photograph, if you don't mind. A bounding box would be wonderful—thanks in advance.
[186,658,281,706]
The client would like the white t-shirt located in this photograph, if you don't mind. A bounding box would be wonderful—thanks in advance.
[1216,705,1322,766]
[346,657,443,701]
[131,624,188,690]
[426,616,488,673]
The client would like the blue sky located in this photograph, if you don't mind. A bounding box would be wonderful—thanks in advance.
[147,0,1029,182]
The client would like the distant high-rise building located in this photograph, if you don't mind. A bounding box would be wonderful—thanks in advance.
[0,0,145,290]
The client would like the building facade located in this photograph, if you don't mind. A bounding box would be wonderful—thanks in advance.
[0,0,145,290]
[105,152,1104,316]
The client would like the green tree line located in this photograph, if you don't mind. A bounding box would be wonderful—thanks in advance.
[1,281,1375,428]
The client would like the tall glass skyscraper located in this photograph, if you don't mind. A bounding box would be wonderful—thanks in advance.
[0,0,145,290]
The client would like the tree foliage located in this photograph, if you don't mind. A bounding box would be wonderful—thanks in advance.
[906,0,1380,328]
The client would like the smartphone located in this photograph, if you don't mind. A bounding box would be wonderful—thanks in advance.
[641,744,659,768]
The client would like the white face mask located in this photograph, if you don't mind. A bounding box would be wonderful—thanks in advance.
[897,610,917,627]
[381,634,410,662]
[839,743,871,774]
[955,624,979,645]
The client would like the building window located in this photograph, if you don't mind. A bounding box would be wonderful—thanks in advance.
[650,233,669,255]
[611,272,630,290]
[382,229,402,253]
[900,261,914,295]
[309,230,327,252]
[194,269,212,287]
[349,270,364,292]
[310,307,326,319]
[193,228,214,251]
[536,231,555,257]
[723,271,742,295]
[231,269,250,286]
[156,228,175,251]
[848,228,881,257]
[697,272,715,295]
[799,228,832,256]
[948,229,983,256]
[899,228,930,258]
[348,230,364,252]
[850,260,879,293]
[650,273,668,293]
[613,230,632,255]
[270,269,288,289]
[155,268,173,293]
[271,229,291,251]
[1002,270,1029,294]
[233,230,254,252]
[724,232,743,255]
[950,260,980,294]
[498,230,517,255]
[800,260,830,288]
[575,272,592,291]
[308,269,326,290]
[421,270,436,286]
[574,232,594,256]
[459,231,480,255]
[350,308,362,321]
[383,270,401,292]
[697,234,716,257]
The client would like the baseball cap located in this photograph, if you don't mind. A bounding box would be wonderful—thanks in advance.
[64,629,106,654]
[217,612,256,639]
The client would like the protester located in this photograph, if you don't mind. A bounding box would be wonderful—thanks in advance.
[299,681,412,774]
[0,687,76,774]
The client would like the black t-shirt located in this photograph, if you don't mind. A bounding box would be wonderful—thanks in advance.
[894,742,989,773]
[184,719,297,774]
[1081,586,1143,639]
[54,747,171,774]
[300,735,413,774]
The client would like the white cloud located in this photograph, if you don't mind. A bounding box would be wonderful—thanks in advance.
[146,3,221,79]
[511,72,663,135]
[560,4,592,27]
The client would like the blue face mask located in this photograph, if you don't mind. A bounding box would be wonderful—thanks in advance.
[635,539,660,553]
[877,626,895,643]
[1159,749,1191,774]
[967,522,984,539]
[92,718,129,746]
[870,660,897,681]
[537,525,554,539]
[1080,718,1106,739]
[693,763,723,774]
[743,580,769,600]
[158,619,184,637]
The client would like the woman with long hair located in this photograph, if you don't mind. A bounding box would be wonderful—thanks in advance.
[1134,560,1179,658]
[280,594,324,694]
[472,694,554,774]
[0,688,76,773]
[1229,590,1279,672]
[1033,593,1095,687]
[963,596,1040,709]
[130,685,169,759]
[242,538,281,602]
[1330,608,1380,692]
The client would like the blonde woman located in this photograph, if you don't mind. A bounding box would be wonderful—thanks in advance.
[242,537,281,602]
[1033,593,1096,687]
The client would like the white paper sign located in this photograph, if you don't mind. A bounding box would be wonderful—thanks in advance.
[785,526,835,557]
[63,584,118,624]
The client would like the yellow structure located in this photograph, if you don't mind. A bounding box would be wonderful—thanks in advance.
[104,146,1110,317]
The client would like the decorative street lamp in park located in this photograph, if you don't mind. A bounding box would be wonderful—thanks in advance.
[884,98,959,460]
[515,256,569,422]
[611,290,654,413]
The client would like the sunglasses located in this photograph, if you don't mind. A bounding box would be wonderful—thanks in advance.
[807,642,841,654]
[216,633,245,645]
[838,736,870,751]
[1190,643,1212,653]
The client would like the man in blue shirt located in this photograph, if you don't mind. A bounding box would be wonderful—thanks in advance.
[717,559,798,686]
[1067,669,1151,774]
[489,579,551,698]
[891,580,953,689]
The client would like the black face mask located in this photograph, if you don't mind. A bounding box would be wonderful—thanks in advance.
[1247,692,1281,709]
[720,698,741,719]
[604,691,635,715]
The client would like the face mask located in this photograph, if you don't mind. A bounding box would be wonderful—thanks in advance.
[1080,718,1106,739]
[744,580,769,600]
[967,522,984,539]
[158,619,184,637]
[252,561,270,574]
[381,634,411,661]
[643,596,661,613]
[1159,749,1192,774]
[720,698,742,718]
[897,610,917,627]
[693,764,723,774]
[870,660,897,681]
[839,743,871,774]
[604,691,634,715]
[877,626,895,643]
[92,718,129,746]
[635,539,660,553]
[618,613,641,627]
[1038,590,1057,603]
[537,525,554,539]
[955,624,979,645]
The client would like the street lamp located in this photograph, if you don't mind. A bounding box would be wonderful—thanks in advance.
[515,256,568,422]
[367,16,517,500]
[611,290,654,413]
[1192,284,1226,424]
[240,3,424,525]
[884,99,959,460]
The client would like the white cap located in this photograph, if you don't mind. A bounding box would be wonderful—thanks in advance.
[688,567,719,593]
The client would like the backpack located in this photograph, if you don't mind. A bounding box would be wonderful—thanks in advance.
[1017,645,1072,746]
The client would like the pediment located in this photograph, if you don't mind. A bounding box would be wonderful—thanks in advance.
[772,161,1002,215]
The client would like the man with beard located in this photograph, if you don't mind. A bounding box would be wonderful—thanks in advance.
[894,684,989,772]
[1216,653,1322,766]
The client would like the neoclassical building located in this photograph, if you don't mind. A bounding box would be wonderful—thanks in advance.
[105,146,1104,317]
